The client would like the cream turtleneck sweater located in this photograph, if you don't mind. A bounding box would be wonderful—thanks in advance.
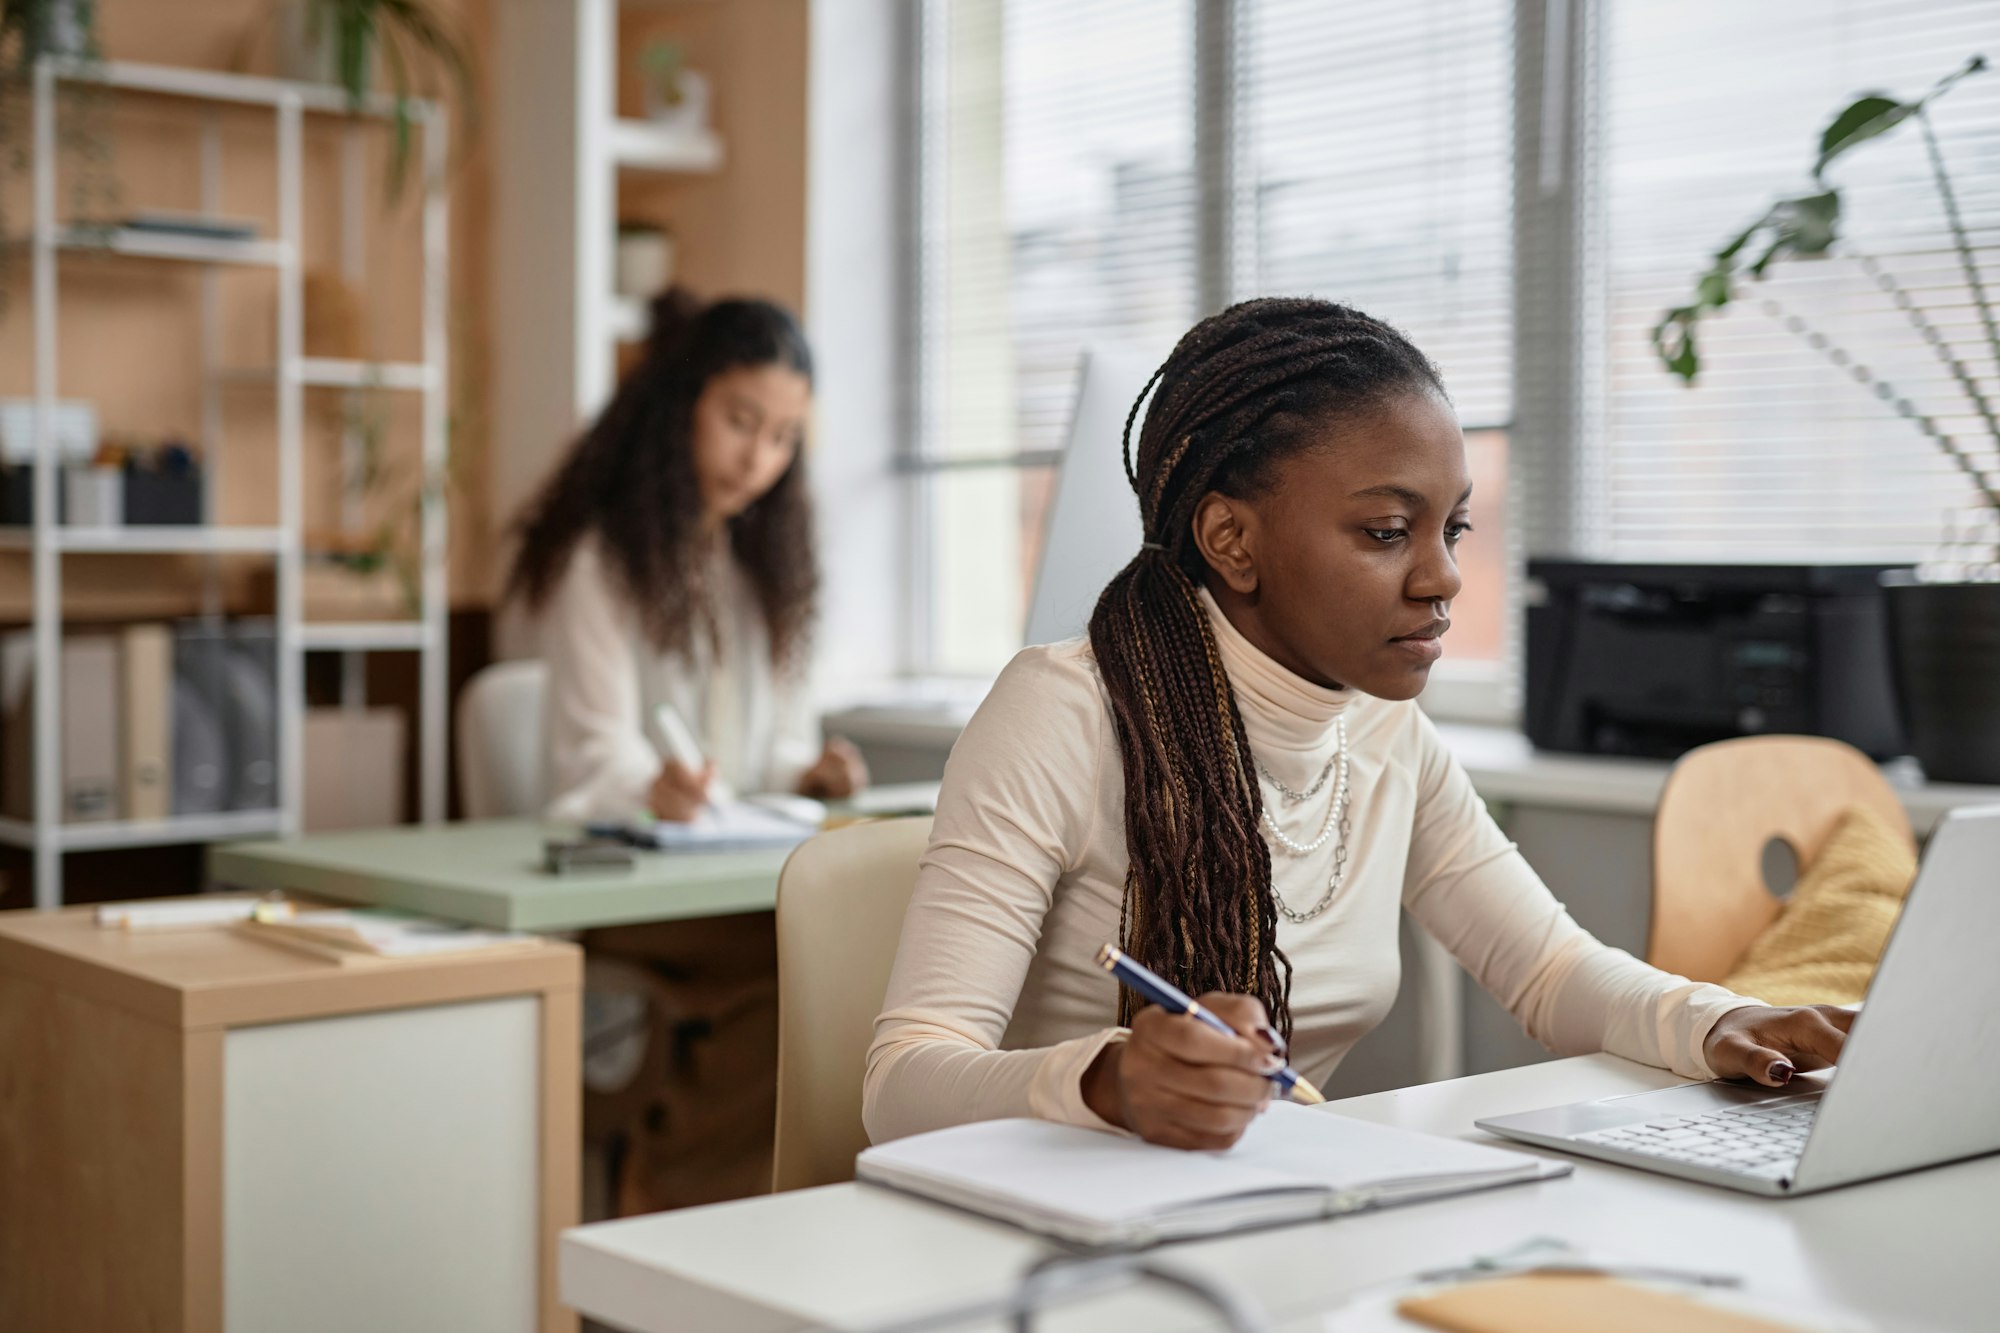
[863,589,1759,1144]
[539,536,820,822]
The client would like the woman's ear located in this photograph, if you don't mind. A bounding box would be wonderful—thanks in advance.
[1192,492,1259,595]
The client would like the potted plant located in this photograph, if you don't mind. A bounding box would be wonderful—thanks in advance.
[1654,56,2000,784]
[279,0,478,199]
[0,0,120,300]
[2,0,90,63]
[640,39,709,135]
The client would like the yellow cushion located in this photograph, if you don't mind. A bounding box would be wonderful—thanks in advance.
[1722,804,1916,1006]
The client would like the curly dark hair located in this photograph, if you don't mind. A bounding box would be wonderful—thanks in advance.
[1088,297,1444,1041]
[507,288,819,668]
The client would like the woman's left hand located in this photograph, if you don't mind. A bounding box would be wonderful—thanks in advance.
[797,736,869,800]
[1701,1004,1855,1088]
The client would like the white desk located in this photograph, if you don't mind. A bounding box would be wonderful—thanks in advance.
[561,1055,1995,1332]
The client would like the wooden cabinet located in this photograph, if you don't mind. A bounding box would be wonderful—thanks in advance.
[0,903,580,1332]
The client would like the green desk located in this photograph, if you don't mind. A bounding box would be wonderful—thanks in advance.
[209,819,799,933]
[208,784,940,933]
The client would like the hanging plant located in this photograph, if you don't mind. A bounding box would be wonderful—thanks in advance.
[298,0,478,200]
[0,0,121,312]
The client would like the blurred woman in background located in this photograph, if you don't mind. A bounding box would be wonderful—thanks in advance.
[509,286,865,822]
[509,287,866,1213]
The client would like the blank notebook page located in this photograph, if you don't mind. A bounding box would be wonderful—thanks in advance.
[860,1101,1544,1228]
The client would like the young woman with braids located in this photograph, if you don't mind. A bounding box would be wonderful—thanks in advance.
[509,289,866,1209]
[865,297,1850,1151]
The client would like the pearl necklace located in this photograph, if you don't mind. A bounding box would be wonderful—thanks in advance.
[1254,716,1353,923]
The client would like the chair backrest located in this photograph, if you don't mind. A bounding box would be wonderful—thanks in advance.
[771,815,933,1192]
[1649,735,1914,983]
[455,659,549,819]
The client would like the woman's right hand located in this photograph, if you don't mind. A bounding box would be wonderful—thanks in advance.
[1079,993,1282,1150]
[648,759,715,822]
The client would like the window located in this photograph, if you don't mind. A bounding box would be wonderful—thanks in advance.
[912,0,1198,676]
[1584,1,2000,563]
[1233,0,1514,665]
[910,0,1516,677]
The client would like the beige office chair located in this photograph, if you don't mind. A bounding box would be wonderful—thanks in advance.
[771,815,934,1192]
[1648,735,1914,983]
[455,659,548,819]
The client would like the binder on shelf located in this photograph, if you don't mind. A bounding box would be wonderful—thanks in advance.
[225,619,277,812]
[60,635,120,823]
[121,623,172,821]
[170,618,280,816]
[0,631,126,824]
[171,620,231,816]
[1,631,29,821]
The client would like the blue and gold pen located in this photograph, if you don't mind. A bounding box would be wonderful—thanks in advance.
[1096,943,1326,1105]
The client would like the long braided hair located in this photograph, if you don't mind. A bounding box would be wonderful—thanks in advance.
[1088,297,1444,1040]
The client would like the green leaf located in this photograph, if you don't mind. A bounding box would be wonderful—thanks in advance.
[1814,94,1910,180]
[1696,267,1732,309]
[1746,233,1790,279]
[1714,217,1765,264]
[1652,308,1702,383]
[1779,189,1842,256]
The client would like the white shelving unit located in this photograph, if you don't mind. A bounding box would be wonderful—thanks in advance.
[609,116,723,173]
[490,0,726,557]
[17,57,450,907]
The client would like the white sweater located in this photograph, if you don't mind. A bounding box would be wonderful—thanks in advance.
[539,536,819,822]
[864,588,1757,1143]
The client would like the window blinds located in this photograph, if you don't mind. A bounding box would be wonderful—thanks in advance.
[1587,0,2000,562]
[913,0,1518,459]
[915,0,1199,463]
[1234,0,1515,428]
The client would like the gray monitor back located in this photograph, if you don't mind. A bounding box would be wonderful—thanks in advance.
[1024,347,1160,647]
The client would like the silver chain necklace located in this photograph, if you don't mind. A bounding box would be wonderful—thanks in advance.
[1263,751,1337,804]
[1253,717,1354,923]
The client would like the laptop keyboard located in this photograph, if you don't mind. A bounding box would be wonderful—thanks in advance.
[1572,1097,1819,1176]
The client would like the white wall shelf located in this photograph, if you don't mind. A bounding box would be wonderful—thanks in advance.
[46,55,412,118]
[300,622,428,652]
[0,809,290,853]
[47,225,291,267]
[16,58,450,907]
[299,358,435,391]
[0,525,290,554]
[609,118,724,173]
[219,360,437,392]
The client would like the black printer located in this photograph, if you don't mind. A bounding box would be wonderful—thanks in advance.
[1523,561,1907,761]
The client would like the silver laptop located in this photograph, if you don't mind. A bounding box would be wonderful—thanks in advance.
[1478,803,2000,1196]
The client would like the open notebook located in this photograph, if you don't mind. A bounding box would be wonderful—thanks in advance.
[856,1101,1569,1248]
[626,800,820,852]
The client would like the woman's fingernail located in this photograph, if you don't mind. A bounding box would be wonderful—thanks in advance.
[1768,1060,1794,1084]
[1255,1024,1286,1055]
[1263,1054,1286,1075]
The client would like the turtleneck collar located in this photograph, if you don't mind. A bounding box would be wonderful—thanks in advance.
[1198,585,1352,752]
